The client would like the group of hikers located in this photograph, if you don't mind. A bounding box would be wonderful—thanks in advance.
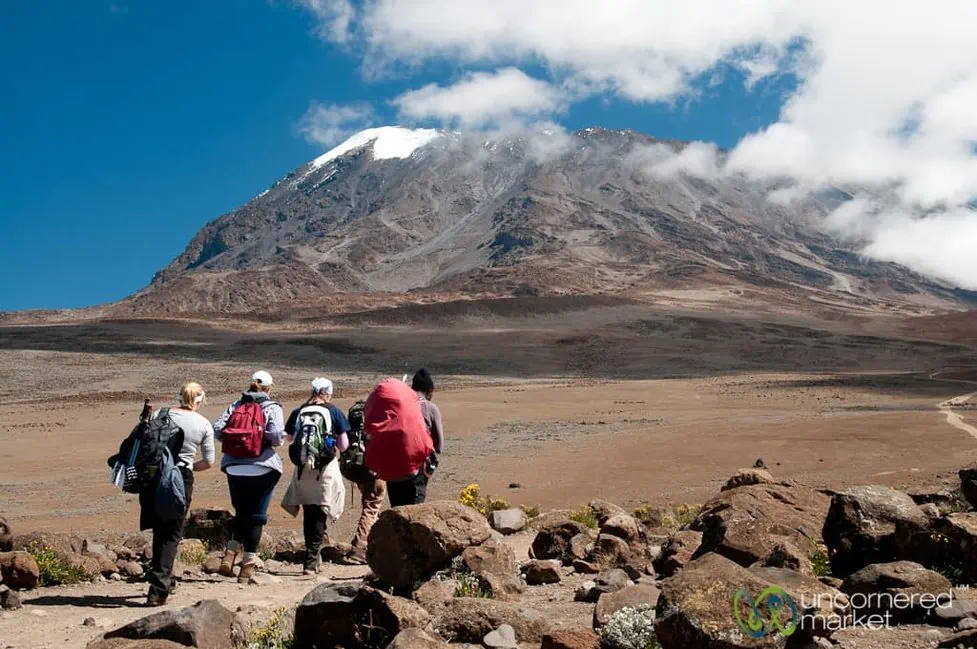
[109,369,444,607]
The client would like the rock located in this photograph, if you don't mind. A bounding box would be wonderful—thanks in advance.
[0,516,11,552]
[63,552,100,579]
[822,485,930,577]
[600,514,641,544]
[655,553,798,649]
[388,628,449,648]
[0,552,39,590]
[934,599,977,627]
[568,534,593,561]
[183,509,233,548]
[653,530,703,578]
[820,576,844,588]
[572,560,599,574]
[103,600,242,648]
[522,560,561,585]
[920,503,942,519]
[84,617,98,627]
[247,573,282,586]
[435,599,552,643]
[594,583,661,629]
[527,509,576,530]
[531,520,590,562]
[842,561,953,623]
[483,624,518,649]
[462,540,517,577]
[694,482,831,568]
[201,556,221,575]
[320,541,353,564]
[413,578,458,616]
[476,571,526,601]
[589,500,628,526]
[109,572,123,581]
[575,581,599,603]
[0,588,22,610]
[260,530,303,562]
[294,583,430,649]
[87,639,189,649]
[831,625,948,649]
[490,509,528,535]
[95,555,120,576]
[911,486,967,514]
[722,468,778,491]
[960,466,977,509]
[82,540,115,561]
[750,566,849,637]
[108,544,134,562]
[9,532,83,557]
[940,627,977,648]
[959,617,977,631]
[762,540,814,576]
[367,501,492,590]
[594,568,632,595]
[930,513,977,584]
[587,534,631,569]
[541,629,600,649]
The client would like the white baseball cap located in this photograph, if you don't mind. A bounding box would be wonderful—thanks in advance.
[251,370,274,387]
[311,377,333,395]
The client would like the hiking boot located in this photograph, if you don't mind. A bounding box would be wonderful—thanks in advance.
[238,562,257,584]
[146,588,167,607]
[346,547,367,565]
[303,554,320,576]
[217,550,237,578]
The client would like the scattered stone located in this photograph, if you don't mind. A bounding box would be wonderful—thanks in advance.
[262,560,287,574]
[103,599,242,648]
[920,503,942,519]
[435,598,552,643]
[508,483,522,489]
[694,482,830,568]
[531,520,589,562]
[568,534,593,561]
[82,540,114,560]
[109,572,123,581]
[594,569,632,596]
[388,628,449,649]
[247,573,282,586]
[490,509,528,535]
[367,501,492,590]
[574,581,598,603]
[751,566,848,637]
[822,485,929,577]
[754,458,767,469]
[183,509,233,549]
[940,627,977,648]
[0,588,22,610]
[722,468,778,491]
[762,540,814,576]
[413,579,457,616]
[589,500,628,526]
[572,560,599,574]
[842,561,952,623]
[594,583,661,629]
[522,560,561,585]
[476,571,526,601]
[8,532,82,558]
[320,541,353,564]
[934,599,977,627]
[84,617,97,627]
[653,530,703,578]
[587,534,631,569]
[0,552,39,590]
[931,513,977,584]
[0,516,11,552]
[201,556,222,575]
[600,514,640,544]
[541,629,600,649]
[483,624,518,649]
[462,540,517,578]
[959,618,977,631]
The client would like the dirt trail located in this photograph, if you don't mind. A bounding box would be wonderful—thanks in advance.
[931,371,977,440]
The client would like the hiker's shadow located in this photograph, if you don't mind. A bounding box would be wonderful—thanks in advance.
[27,594,146,609]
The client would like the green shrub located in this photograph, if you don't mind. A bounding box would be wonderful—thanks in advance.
[570,505,598,529]
[453,572,493,599]
[27,542,95,586]
[179,545,209,567]
[246,607,294,649]
[520,504,540,519]
[809,540,831,578]
[661,504,702,533]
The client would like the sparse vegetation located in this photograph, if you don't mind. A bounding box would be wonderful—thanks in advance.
[26,542,95,586]
[520,504,540,519]
[458,483,511,518]
[570,505,599,529]
[179,544,209,567]
[927,532,967,585]
[453,572,493,599]
[808,539,831,578]
[246,607,294,649]
[599,606,660,649]
[661,504,702,533]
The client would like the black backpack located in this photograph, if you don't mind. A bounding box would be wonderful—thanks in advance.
[110,408,184,494]
[340,400,373,482]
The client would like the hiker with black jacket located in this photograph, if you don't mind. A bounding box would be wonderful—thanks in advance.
[143,382,215,606]
[281,377,350,575]
[212,370,285,583]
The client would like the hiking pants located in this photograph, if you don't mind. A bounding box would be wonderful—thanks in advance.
[387,472,428,507]
[351,477,387,548]
[148,468,194,598]
[226,470,281,553]
[302,504,327,560]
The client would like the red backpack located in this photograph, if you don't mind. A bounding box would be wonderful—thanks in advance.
[364,379,433,481]
[221,399,268,458]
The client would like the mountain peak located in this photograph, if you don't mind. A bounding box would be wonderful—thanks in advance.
[309,126,442,170]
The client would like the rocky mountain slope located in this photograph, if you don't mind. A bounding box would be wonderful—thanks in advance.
[125,126,976,314]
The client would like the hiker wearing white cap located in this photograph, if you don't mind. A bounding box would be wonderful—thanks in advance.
[212,370,285,582]
[281,377,350,574]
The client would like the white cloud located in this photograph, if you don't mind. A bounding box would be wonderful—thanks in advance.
[392,68,564,127]
[297,0,977,287]
[643,142,723,181]
[296,0,355,43]
[297,101,375,146]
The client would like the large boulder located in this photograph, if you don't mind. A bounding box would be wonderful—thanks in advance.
[587,534,631,570]
[590,500,628,526]
[841,562,953,624]
[103,600,243,649]
[930,513,977,584]
[653,530,703,578]
[522,559,562,585]
[822,486,930,577]
[541,629,600,649]
[412,579,457,617]
[655,553,801,649]
[367,501,492,590]
[294,583,430,649]
[183,509,233,548]
[761,541,814,576]
[600,514,641,545]
[0,516,11,551]
[722,468,778,491]
[693,483,830,568]
[435,598,552,643]
[461,539,516,577]
[959,466,977,509]
[594,583,661,629]
[8,531,82,558]
[750,566,848,637]
[490,509,528,535]
[531,520,590,562]
[388,628,449,649]
[0,551,40,590]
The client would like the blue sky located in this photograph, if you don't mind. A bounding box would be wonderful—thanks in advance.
[5,2,971,311]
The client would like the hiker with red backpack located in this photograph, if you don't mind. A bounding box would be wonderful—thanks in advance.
[212,370,285,583]
[281,377,350,575]
[364,377,435,507]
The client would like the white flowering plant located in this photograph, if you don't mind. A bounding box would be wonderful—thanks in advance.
[599,606,660,649]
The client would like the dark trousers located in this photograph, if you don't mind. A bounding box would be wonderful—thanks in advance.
[226,470,281,553]
[302,505,327,565]
[148,468,194,598]
[387,472,428,507]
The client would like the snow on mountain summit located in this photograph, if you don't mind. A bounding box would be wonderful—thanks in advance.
[310,126,441,169]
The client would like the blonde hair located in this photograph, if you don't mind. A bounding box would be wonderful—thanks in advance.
[180,382,206,408]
